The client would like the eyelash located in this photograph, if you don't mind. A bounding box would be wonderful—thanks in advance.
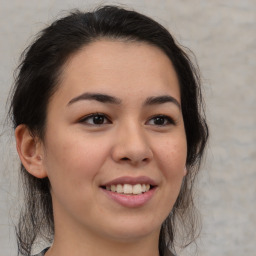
[146,115,176,126]
[79,113,111,125]
[79,113,175,126]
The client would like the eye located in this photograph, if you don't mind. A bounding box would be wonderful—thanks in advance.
[79,113,111,125]
[146,115,175,126]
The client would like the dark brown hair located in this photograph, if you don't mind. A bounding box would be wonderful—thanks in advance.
[9,5,208,256]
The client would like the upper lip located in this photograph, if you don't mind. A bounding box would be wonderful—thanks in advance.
[101,176,158,187]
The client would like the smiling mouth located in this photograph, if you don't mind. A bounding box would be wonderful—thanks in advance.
[101,184,155,195]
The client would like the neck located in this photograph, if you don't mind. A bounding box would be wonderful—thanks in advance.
[46,211,160,256]
[46,231,160,256]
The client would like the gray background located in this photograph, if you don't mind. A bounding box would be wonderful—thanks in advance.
[0,0,255,255]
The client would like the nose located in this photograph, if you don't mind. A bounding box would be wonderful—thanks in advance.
[111,123,153,166]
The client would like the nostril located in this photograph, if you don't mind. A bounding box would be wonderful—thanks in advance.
[121,157,129,161]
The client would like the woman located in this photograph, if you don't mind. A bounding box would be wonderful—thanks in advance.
[9,5,208,256]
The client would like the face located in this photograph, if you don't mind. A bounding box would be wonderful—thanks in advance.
[41,40,187,243]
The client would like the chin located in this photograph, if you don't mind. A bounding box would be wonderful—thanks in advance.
[100,217,161,242]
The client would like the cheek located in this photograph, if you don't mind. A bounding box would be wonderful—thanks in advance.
[149,135,187,218]
[43,131,111,191]
[153,134,187,198]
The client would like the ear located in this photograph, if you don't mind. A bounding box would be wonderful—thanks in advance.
[183,166,188,176]
[15,124,47,178]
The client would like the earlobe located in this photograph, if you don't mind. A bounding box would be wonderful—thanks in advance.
[183,167,187,176]
[15,124,47,179]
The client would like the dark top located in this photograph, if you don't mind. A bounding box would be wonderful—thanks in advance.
[32,247,176,256]
[32,247,49,256]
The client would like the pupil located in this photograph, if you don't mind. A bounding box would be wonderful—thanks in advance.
[155,117,164,125]
[94,115,104,124]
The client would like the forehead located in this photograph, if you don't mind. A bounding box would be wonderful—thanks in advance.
[54,40,180,104]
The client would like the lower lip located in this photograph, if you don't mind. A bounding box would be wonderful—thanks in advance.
[101,187,157,208]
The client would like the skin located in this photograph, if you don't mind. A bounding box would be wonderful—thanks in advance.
[15,40,187,256]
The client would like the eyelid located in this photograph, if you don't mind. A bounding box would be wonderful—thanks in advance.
[146,114,176,126]
[78,113,176,127]
[78,113,112,125]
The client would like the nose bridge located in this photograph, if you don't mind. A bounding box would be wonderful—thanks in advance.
[111,118,153,164]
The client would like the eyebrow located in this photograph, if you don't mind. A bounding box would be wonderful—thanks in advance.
[144,95,181,109]
[67,92,122,105]
[67,92,180,109]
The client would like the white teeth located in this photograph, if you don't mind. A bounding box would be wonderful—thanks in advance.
[123,184,133,194]
[116,184,123,193]
[111,185,116,192]
[105,184,151,194]
[133,184,142,194]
